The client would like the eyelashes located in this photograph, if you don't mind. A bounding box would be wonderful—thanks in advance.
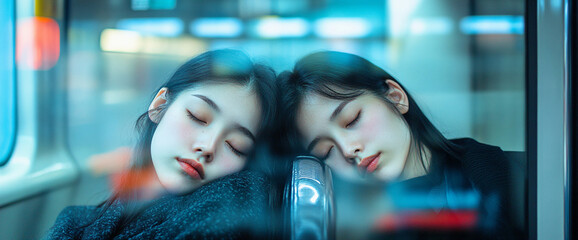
[318,146,355,165]
[186,109,249,157]
[186,110,207,125]
[226,141,246,157]
[314,110,361,160]
[310,109,362,162]
[320,146,333,161]
[345,110,361,128]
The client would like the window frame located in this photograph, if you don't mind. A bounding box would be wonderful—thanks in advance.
[0,0,16,166]
[0,0,78,207]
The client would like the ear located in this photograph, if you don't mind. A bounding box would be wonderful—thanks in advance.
[148,88,168,123]
[384,79,409,114]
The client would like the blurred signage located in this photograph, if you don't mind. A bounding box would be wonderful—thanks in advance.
[461,16,524,35]
[191,18,243,38]
[117,18,183,37]
[132,0,176,11]
[254,17,309,38]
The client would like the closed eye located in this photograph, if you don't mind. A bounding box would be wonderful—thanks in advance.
[226,141,246,156]
[187,110,207,125]
[345,110,361,128]
[319,146,334,161]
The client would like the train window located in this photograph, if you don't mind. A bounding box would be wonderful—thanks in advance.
[66,1,524,160]
[61,0,525,239]
[12,0,578,239]
[0,0,16,166]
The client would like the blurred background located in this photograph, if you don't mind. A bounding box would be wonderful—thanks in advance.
[65,0,525,165]
[0,0,526,239]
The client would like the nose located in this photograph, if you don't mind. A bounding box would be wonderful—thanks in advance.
[192,131,218,163]
[344,146,361,158]
[345,147,362,164]
[193,146,213,163]
[336,137,363,164]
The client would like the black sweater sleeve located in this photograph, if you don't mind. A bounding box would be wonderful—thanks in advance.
[44,170,272,240]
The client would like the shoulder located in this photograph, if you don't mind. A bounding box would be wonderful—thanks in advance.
[188,170,270,204]
[448,138,510,191]
[450,138,507,166]
[134,170,272,239]
[448,138,522,238]
[450,138,511,193]
[450,137,503,154]
[44,205,100,239]
[55,205,101,226]
[45,171,272,239]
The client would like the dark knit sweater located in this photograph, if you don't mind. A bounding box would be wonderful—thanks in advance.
[448,138,517,238]
[385,138,520,239]
[45,170,271,240]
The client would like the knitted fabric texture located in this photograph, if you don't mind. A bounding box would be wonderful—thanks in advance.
[45,170,271,240]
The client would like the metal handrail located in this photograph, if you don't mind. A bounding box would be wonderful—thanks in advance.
[289,156,335,240]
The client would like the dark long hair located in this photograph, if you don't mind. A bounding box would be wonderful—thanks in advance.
[276,51,459,172]
[102,49,277,210]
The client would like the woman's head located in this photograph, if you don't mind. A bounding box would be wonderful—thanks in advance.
[133,49,276,194]
[279,51,454,182]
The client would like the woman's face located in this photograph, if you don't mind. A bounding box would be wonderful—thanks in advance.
[296,81,412,182]
[149,83,261,194]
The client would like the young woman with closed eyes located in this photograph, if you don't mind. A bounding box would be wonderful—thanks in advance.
[277,51,520,239]
[148,82,262,194]
[47,49,277,239]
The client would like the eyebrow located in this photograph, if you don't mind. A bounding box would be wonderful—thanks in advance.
[193,94,256,141]
[330,100,352,121]
[193,94,220,113]
[234,124,256,142]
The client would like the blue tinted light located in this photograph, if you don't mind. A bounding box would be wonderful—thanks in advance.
[131,0,176,10]
[314,18,371,38]
[388,0,422,37]
[254,17,309,38]
[410,17,453,35]
[117,18,183,37]
[460,16,524,34]
[191,18,243,38]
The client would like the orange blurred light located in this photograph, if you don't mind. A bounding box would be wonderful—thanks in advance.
[16,17,60,70]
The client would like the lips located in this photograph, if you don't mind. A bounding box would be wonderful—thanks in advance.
[176,157,205,180]
[358,153,381,174]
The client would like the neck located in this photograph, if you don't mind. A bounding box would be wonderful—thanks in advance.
[399,143,431,180]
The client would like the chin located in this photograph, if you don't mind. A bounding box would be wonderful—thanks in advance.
[160,178,197,195]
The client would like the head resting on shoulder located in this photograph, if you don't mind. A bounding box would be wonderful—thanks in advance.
[126,49,276,195]
[277,51,456,182]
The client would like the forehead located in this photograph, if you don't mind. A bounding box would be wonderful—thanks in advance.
[177,83,261,132]
[296,93,342,140]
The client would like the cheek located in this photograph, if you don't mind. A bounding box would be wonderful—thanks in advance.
[165,112,197,144]
[176,119,194,142]
[152,114,198,154]
[216,154,246,174]
[359,110,384,141]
